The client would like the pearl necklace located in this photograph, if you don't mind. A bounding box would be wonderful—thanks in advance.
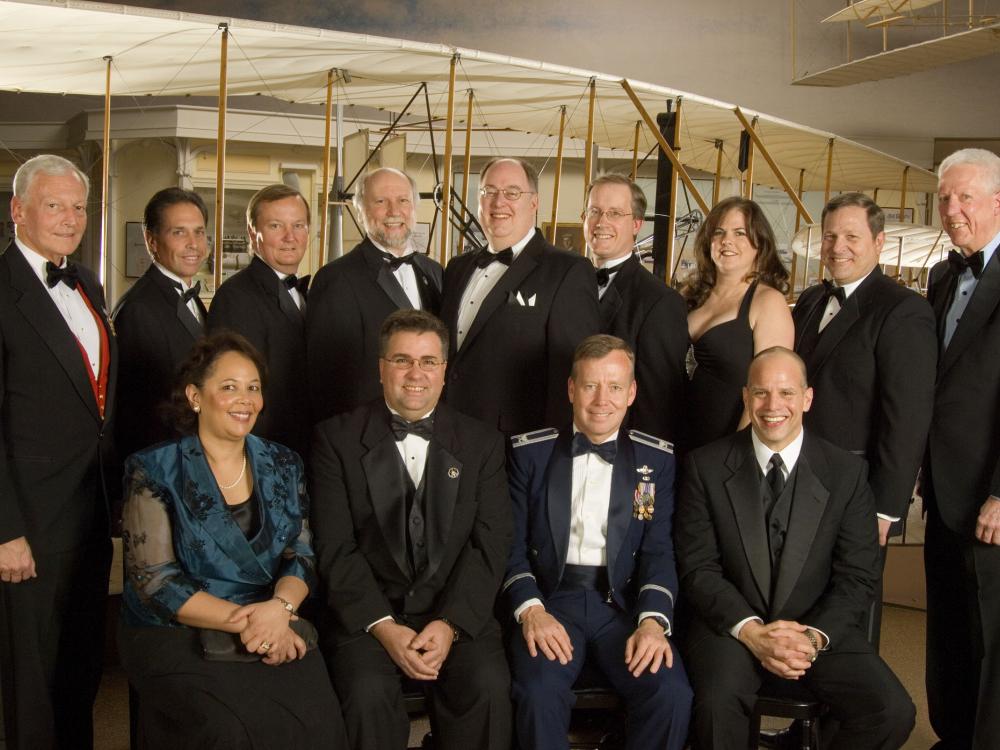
[217,454,247,490]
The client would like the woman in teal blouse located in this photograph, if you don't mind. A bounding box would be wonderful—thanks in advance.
[118,331,346,749]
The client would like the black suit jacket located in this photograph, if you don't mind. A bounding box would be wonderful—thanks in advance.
[600,254,688,446]
[676,429,879,652]
[0,242,118,552]
[924,250,1000,533]
[440,229,600,434]
[306,239,443,424]
[208,256,309,457]
[112,264,206,461]
[793,268,937,520]
[310,400,512,642]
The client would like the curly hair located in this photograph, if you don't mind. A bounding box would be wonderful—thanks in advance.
[164,331,268,435]
[679,196,789,311]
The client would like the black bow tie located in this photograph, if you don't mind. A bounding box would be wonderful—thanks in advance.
[381,252,416,272]
[571,432,617,463]
[180,281,202,304]
[822,279,846,305]
[45,261,79,290]
[390,414,434,441]
[948,249,984,279]
[282,273,310,296]
[595,267,613,287]
[474,248,514,269]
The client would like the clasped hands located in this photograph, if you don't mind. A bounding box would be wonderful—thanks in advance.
[520,605,673,677]
[228,599,306,666]
[0,536,37,583]
[738,619,820,679]
[371,619,456,681]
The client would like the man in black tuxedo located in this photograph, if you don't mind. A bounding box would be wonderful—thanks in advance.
[0,155,118,749]
[311,309,512,750]
[307,168,442,423]
[113,187,209,460]
[923,148,1000,749]
[675,347,914,749]
[585,175,687,447]
[209,183,311,457]
[440,157,600,434]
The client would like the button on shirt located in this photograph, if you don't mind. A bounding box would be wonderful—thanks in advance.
[17,240,100,377]
[373,239,422,311]
[817,271,870,333]
[455,228,535,349]
[595,253,632,300]
[154,262,204,323]
[944,230,1000,348]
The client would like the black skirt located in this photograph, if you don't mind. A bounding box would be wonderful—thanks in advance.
[119,621,347,749]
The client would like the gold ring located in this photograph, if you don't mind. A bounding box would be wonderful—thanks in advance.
[260,641,271,652]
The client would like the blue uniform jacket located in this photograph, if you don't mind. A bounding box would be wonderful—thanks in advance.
[120,434,316,627]
[503,427,678,625]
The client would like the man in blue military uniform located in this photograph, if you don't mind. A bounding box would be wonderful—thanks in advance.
[503,334,692,750]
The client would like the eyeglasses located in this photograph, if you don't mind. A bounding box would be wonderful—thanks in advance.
[479,187,536,201]
[583,208,633,221]
[383,356,446,371]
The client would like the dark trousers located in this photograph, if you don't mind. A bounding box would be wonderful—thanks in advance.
[0,538,111,750]
[327,626,511,750]
[925,506,1000,749]
[683,621,914,750]
[509,590,692,750]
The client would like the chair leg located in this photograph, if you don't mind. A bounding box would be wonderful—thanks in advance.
[800,718,813,750]
[809,717,820,750]
[748,712,763,750]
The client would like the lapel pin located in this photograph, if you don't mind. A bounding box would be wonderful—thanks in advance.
[448,467,459,479]
[637,464,653,478]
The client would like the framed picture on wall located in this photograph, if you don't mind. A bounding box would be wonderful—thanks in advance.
[542,222,585,254]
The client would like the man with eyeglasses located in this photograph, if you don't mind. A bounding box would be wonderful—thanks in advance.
[440,157,599,434]
[585,174,688,448]
[307,167,443,424]
[310,308,513,750]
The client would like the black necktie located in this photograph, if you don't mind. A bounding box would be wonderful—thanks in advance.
[390,414,434,441]
[282,273,310,297]
[571,432,617,463]
[766,453,786,499]
[595,267,612,288]
[474,247,514,269]
[381,252,415,272]
[180,280,202,305]
[822,279,846,305]
[948,249,984,279]
[45,261,79,290]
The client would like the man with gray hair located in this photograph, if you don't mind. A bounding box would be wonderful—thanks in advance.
[307,167,443,423]
[0,154,118,749]
[923,147,1000,748]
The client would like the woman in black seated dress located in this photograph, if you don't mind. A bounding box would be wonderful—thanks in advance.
[118,332,346,749]
[681,197,793,449]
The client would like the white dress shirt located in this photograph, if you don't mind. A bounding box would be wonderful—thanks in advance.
[154,262,204,322]
[943,229,1000,348]
[372,239,422,310]
[455,228,535,349]
[17,240,100,377]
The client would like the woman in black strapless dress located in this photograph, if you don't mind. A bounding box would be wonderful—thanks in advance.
[681,197,793,450]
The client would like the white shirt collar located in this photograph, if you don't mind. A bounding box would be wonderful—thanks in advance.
[370,237,415,258]
[489,227,535,257]
[973,228,1000,267]
[387,404,435,422]
[832,268,874,300]
[594,252,633,272]
[750,427,804,476]
[15,238,64,287]
[153,261,197,290]
[571,425,620,445]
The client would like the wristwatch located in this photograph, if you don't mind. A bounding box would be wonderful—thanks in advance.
[439,618,461,643]
[273,596,296,615]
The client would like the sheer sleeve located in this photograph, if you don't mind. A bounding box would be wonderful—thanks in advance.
[275,462,317,592]
[121,461,200,622]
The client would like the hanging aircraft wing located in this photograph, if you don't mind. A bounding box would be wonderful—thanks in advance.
[821,0,943,24]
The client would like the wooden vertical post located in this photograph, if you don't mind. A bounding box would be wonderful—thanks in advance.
[549,106,567,243]
[713,140,723,205]
[213,23,229,292]
[790,167,805,300]
[744,116,757,199]
[820,138,834,281]
[99,56,112,290]
[665,98,682,282]
[630,121,641,181]
[319,69,334,266]
[438,53,458,265]
[457,90,475,255]
[583,78,596,212]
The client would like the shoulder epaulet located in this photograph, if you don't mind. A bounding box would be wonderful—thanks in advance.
[628,429,674,454]
[510,427,559,448]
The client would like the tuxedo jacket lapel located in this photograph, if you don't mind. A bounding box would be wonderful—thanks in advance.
[599,280,623,330]
[940,253,1000,377]
[9,250,102,422]
[605,435,634,578]
[806,271,879,373]
[359,406,412,578]
[546,431,574,582]
[149,265,204,340]
[248,257,302,325]
[413,254,442,313]
[358,240,414,311]
[771,442,830,615]
[419,410,462,582]
[723,434,771,608]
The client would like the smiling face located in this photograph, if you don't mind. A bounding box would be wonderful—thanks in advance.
[362,170,416,253]
[478,159,538,249]
[568,350,637,445]
[186,351,263,443]
[585,182,642,265]
[250,195,309,275]
[820,205,884,285]
[146,201,209,284]
[710,207,758,279]
[743,351,812,452]
[379,330,446,421]
[11,172,88,264]
[938,163,1000,255]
